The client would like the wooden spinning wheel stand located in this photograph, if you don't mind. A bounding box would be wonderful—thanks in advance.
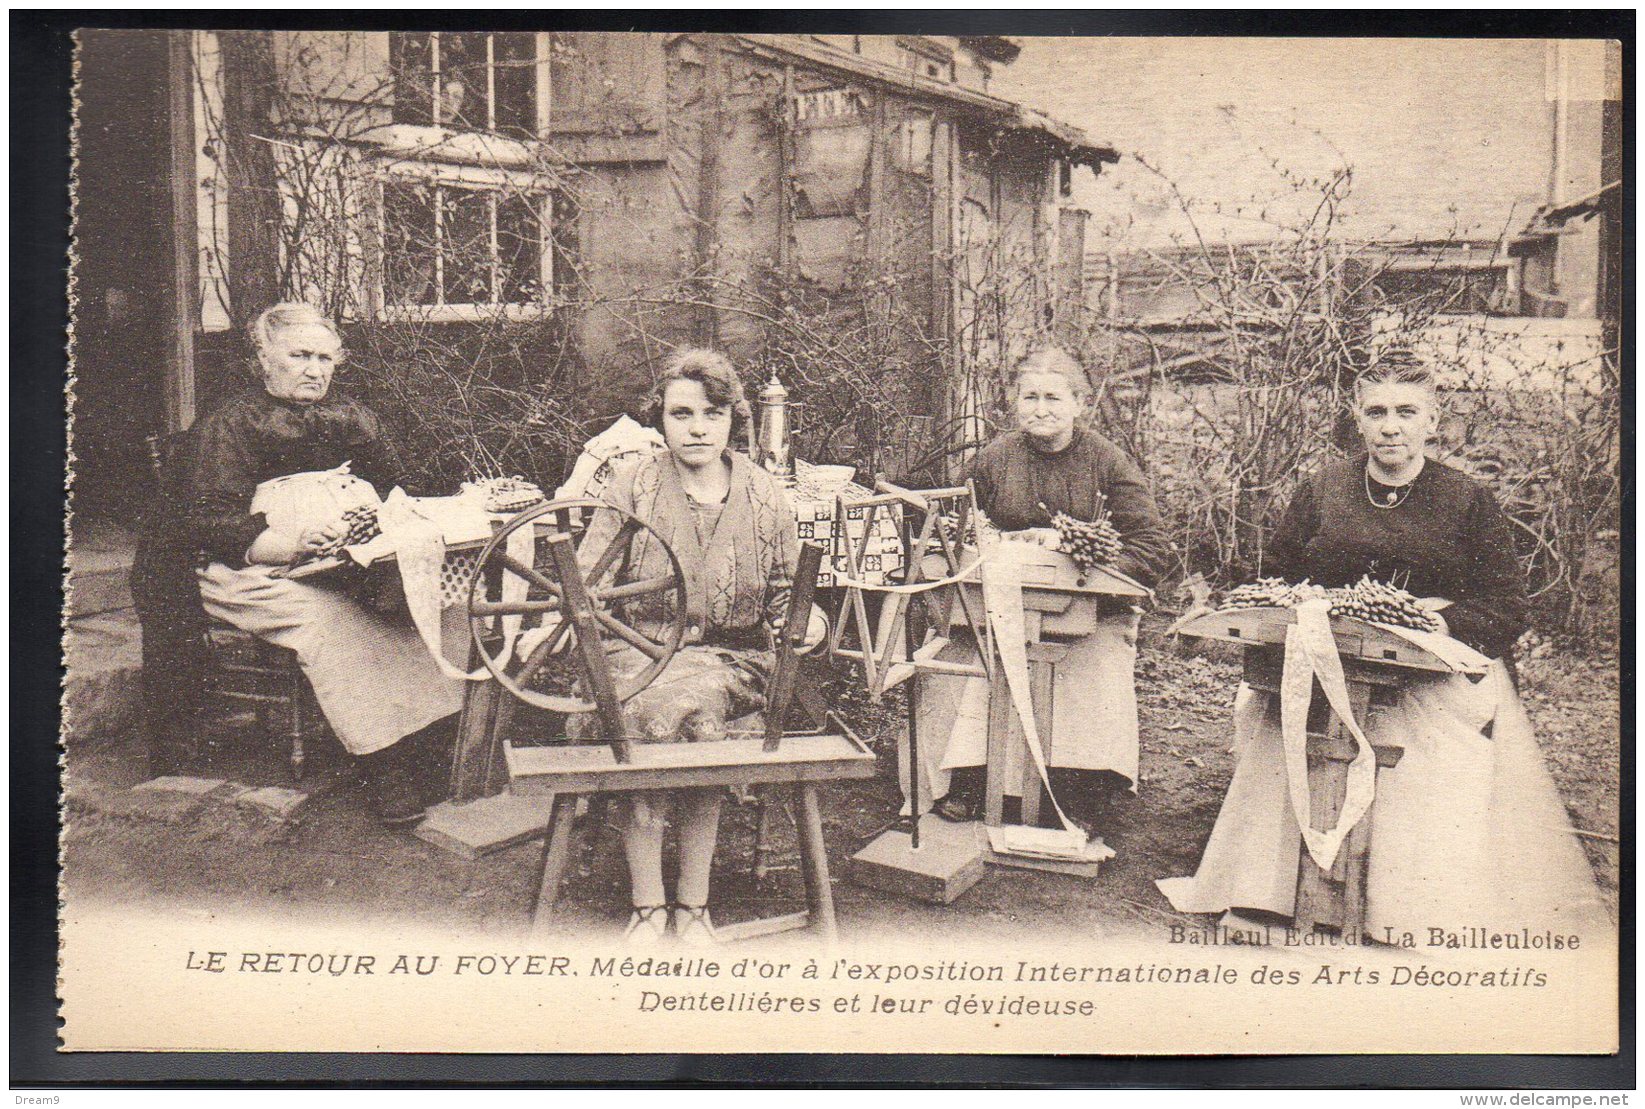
[467,500,875,940]
[827,480,992,702]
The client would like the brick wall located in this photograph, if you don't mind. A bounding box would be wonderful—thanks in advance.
[997,38,1613,248]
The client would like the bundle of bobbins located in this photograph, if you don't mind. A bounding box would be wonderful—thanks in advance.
[471,475,545,514]
[1216,575,1441,633]
[309,504,381,560]
[1048,509,1125,574]
[1219,577,1329,611]
[1327,575,1443,633]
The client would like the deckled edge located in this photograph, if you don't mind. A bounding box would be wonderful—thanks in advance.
[59,27,84,1052]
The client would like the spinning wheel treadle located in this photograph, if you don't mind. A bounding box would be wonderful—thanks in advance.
[466,497,688,723]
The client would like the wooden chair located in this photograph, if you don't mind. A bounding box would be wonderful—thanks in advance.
[144,431,330,780]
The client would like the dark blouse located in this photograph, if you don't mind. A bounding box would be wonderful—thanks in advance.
[180,388,404,568]
[1266,455,1528,659]
[967,428,1174,587]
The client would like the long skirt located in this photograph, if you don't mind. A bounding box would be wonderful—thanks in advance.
[198,562,464,756]
[567,643,773,744]
[1156,662,1611,939]
[908,609,1140,809]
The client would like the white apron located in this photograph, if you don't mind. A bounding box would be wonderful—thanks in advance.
[198,469,463,756]
[198,563,464,756]
[1156,663,1611,940]
[906,608,1141,810]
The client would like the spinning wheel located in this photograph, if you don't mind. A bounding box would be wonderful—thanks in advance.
[466,498,688,745]
[465,512,875,941]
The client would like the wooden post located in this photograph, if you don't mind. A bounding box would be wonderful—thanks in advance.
[930,114,961,480]
[794,782,838,942]
[866,89,889,274]
[451,551,508,802]
[450,641,504,802]
[529,793,582,937]
[764,544,824,751]
[1292,675,1404,937]
[1020,642,1061,826]
[775,63,796,278]
[693,41,724,348]
[165,30,198,434]
[983,664,1015,827]
[218,31,282,330]
[902,509,920,848]
[546,534,629,762]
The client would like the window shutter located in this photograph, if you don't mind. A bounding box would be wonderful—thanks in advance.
[550,32,666,135]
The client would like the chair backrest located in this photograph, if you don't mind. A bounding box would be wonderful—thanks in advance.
[144,429,190,484]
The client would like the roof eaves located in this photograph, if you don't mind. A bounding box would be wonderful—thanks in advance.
[1513,179,1622,245]
[732,34,1118,168]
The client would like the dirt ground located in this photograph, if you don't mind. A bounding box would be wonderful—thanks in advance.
[61,615,1621,943]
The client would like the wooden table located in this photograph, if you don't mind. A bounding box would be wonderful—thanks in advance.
[947,544,1150,868]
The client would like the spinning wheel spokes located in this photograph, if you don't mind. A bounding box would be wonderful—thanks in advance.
[596,575,676,603]
[496,551,564,598]
[470,596,563,618]
[521,616,576,669]
[584,517,644,587]
[595,609,670,660]
[468,497,688,716]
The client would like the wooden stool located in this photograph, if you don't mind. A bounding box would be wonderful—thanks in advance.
[514,725,873,941]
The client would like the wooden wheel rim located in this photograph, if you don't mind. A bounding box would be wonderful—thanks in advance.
[467,497,688,714]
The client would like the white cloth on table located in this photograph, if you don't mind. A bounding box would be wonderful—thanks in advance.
[1155,663,1612,940]
[198,562,464,756]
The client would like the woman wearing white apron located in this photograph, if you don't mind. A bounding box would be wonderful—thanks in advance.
[183,304,464,826]
[1157,356,1610,940]
[927,347,1174,832]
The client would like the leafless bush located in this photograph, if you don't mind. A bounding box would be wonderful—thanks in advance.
[1083,142,1619,644]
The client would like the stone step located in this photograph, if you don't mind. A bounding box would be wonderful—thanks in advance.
[67,520,137,618]
[64,608,143,741]
[68,563,134,619]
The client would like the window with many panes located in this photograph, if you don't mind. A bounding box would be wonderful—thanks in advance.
[381,177,549,314]
[390,32,538,138]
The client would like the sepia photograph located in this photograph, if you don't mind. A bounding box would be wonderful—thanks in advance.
[51,20,1623,1063]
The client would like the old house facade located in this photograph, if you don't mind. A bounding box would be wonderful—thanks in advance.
[1074,39,1621,391]
[71,30,1115,525]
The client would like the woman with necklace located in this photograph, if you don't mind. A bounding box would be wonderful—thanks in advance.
[1261,358,1526,658]
[1158,357,1608,941]
[575,348,801,945]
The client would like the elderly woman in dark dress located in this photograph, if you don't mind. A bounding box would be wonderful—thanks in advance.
[575,349,801,945]
[921,346,1173,830]
[1158,359,1608,939]
[172,304,463,825]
